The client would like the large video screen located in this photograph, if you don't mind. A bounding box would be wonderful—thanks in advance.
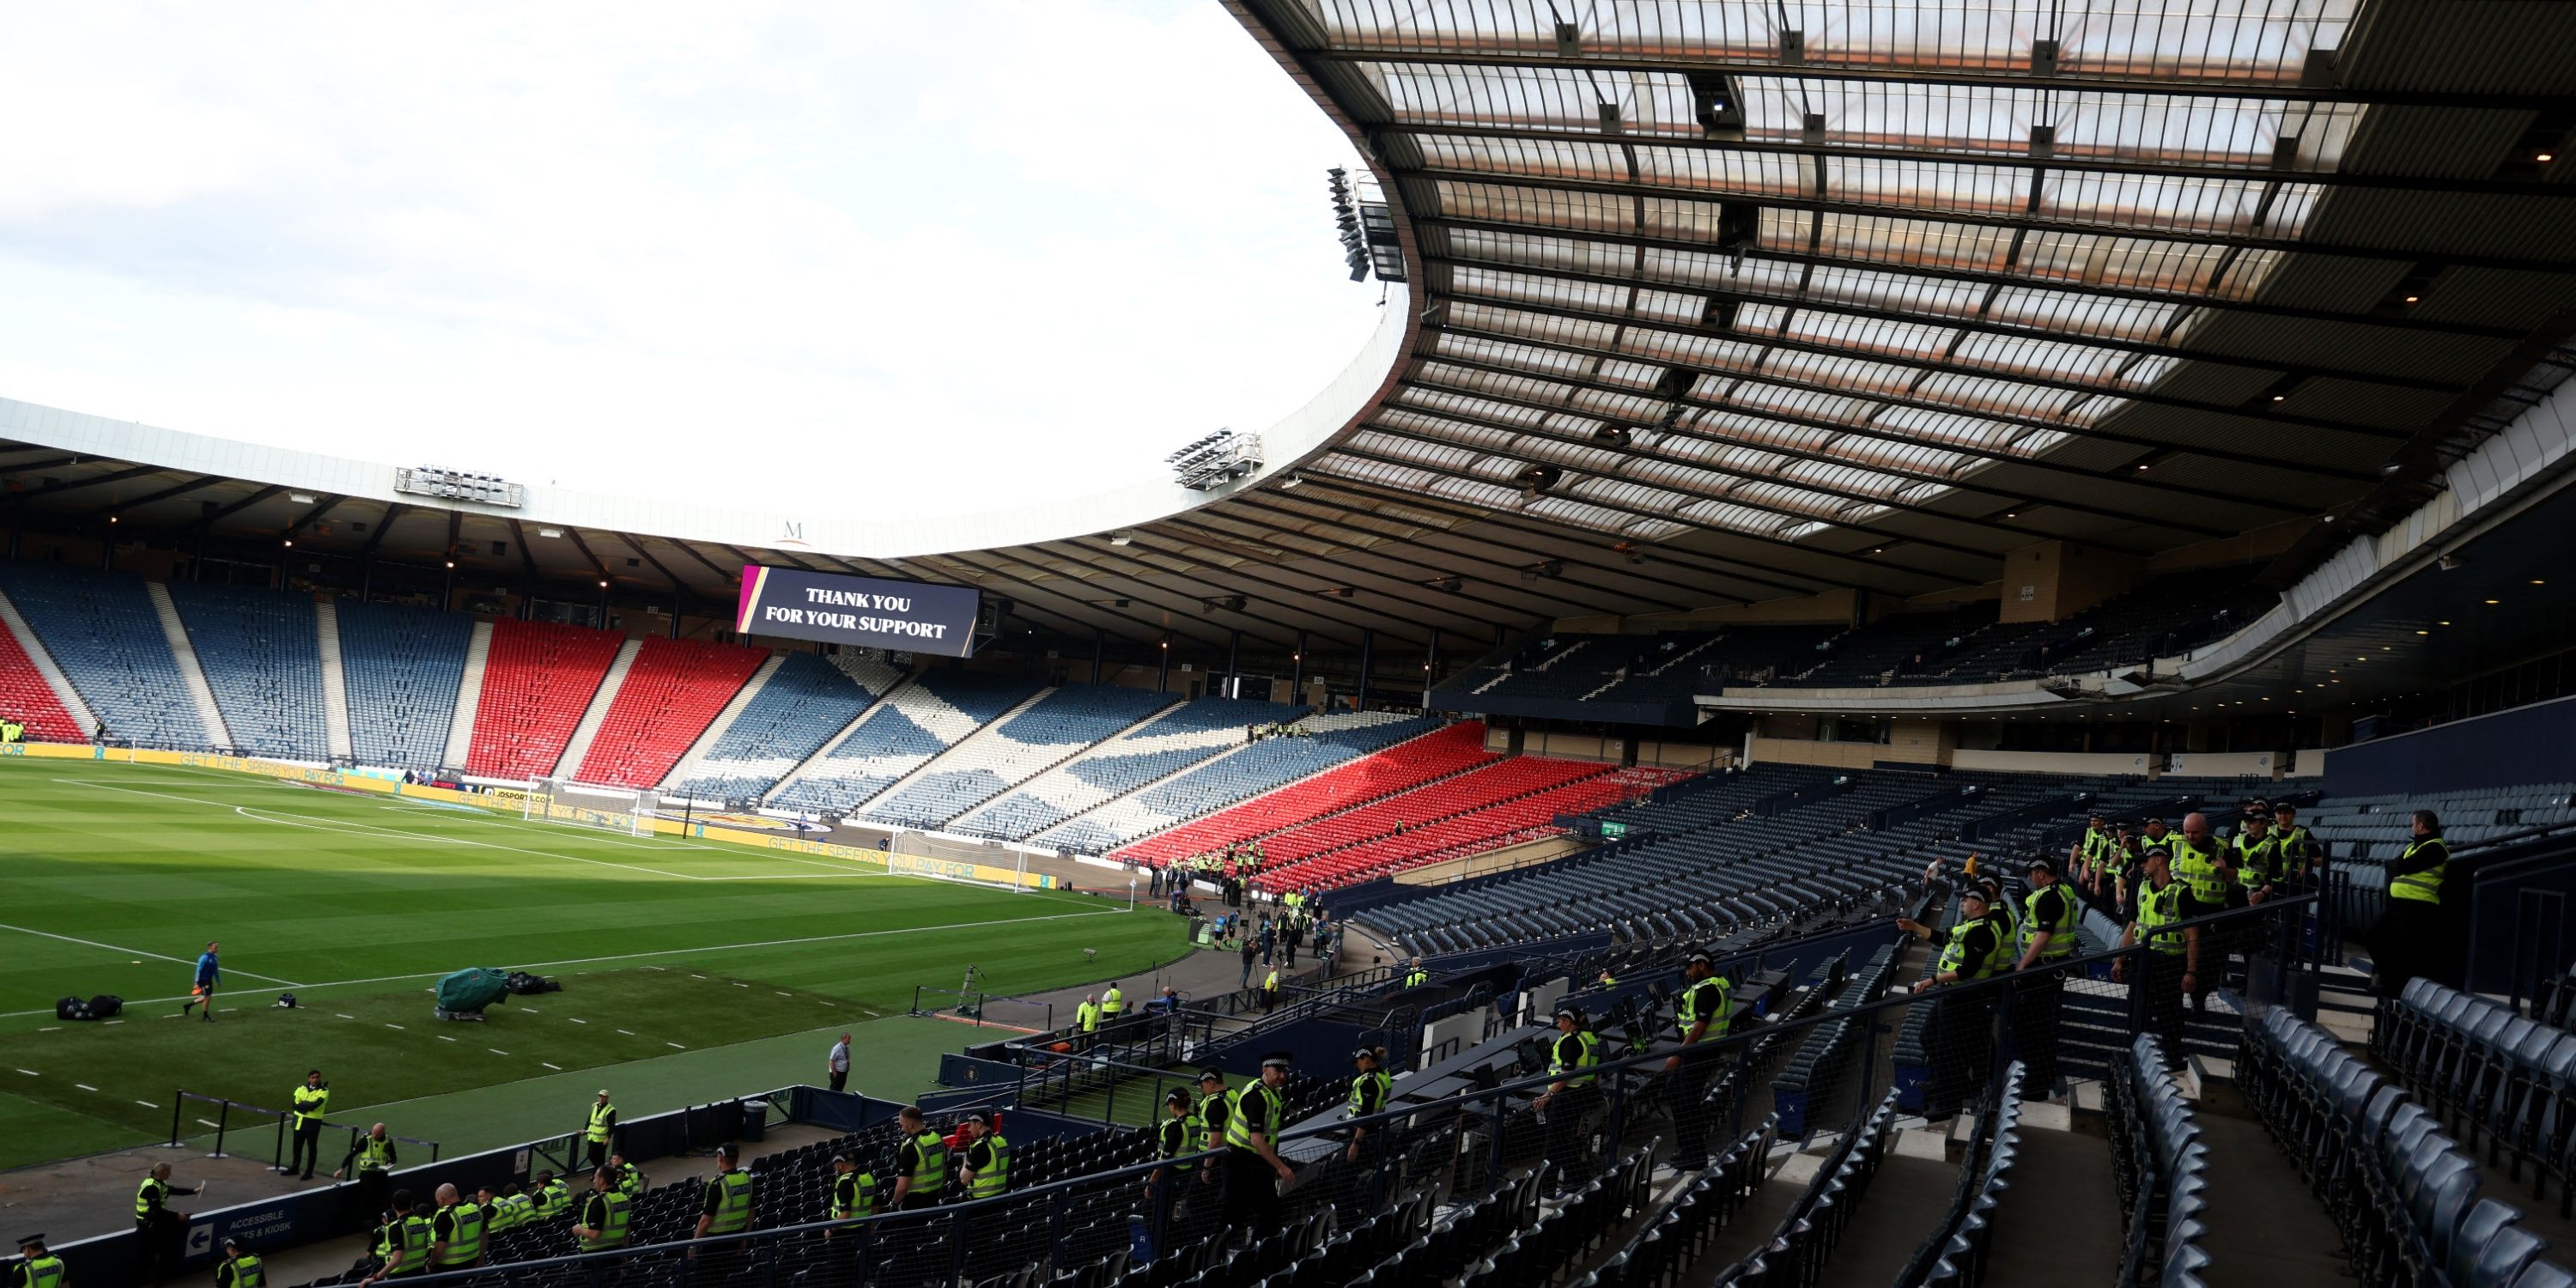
[734,565,982,658]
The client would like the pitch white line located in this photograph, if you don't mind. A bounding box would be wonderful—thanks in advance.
[0,908,1120,1018]
[74,1083,97,1091]
[488,1048,508,1056]
[665,1042,684,1049]
[0,920,302,987]
[567,1018,586,1024]
[616,1030,635,1036]
[197,1117,222,1129]
[136,1100,158,1108]
[542,1062,562,1071]
[13,1069,35,1077]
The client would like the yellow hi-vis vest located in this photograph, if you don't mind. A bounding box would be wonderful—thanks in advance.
[2138,881,2189,955]
[1679,975,1732,1039]
[2020,886,2078,960]
[1403,968,1429,987]
[532,1178,572,1218]
[1225,1083,1281,1151]
[614,1162,645,1198]
[579,1193,630,1251]
[2167,835,2226,905]
[831,1170,877,1220]
[358,1134,396,1174]
[1549,1030,1600,1087]
[379,1215,432,1275]
[2233,834,2279,890]
[1194,1090,1230,1152]
[136,1175,169,1221]
[1349,1070,1393,1115]
[19,1255,64,1288]
[2390,836,2449,904]
[433,1202,485,1267]
[291,1083,330,1128]
[220,1254,260,1287]
[967,1134,1011,1198]
[1937,916,2005,980]
[908,1130,949,1196]
[1100,987,1124,1018]
[706,1170,752,1234]
[586,1102,616,1144]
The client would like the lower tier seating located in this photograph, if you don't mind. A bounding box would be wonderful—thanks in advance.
[570,636,765,789]
[465,618,625,779]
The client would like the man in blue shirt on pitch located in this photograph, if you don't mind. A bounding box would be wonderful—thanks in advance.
[181,940,221,1022]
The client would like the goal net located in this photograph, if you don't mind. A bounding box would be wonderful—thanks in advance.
[525,777,657,837]
[887,831,1036,893]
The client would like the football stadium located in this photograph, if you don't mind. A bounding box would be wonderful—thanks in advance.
[6,2,2576,1285]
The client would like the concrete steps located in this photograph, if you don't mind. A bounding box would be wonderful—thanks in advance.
[442,620,493,769]
[661,653,785,796]
[143,581,233,750]
[315,598,354,761]
[556,637,642,781]
[0,586,95,732]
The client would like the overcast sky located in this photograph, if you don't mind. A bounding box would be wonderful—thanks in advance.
[0,3,1382,516]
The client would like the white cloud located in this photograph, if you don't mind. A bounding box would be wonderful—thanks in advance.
[0,1,1382,516]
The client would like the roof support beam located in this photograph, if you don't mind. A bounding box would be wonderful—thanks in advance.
[1031,538,1448,643]
[183,485,285,533]
[903,551,1237,650]
[10,465,163,501]
[71,474,223,519]
[363,503,409,557]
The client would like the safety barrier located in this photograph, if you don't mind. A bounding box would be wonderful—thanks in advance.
[164,1091,441,1170]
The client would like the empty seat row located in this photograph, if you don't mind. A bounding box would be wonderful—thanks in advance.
[465,617,625,779]
[166,580,331,759]
[336,598,473,770]
[862,683,1176,829]
[771,670,1044,814]
[0,562,213,750]
[2374,977,2576,1212]
[569,636,766,789]
[1032,713,1443,854]
[955,697,1309,841]
[1120,720,1498,867]
[675,650,896,802]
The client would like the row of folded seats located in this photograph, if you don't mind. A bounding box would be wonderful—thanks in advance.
[336,598,473,770]
[2374,977,2576,1215]
[165,580,331,759]
[1713,1088,1905,1284]
[1039,714,1444,854]
[1120,721,1498,867]
[0,562,213,750]
[1895,1063,2026,1288]
[2110,1035,2211,1288]
[1770,944,1900,1136]
[676,651,888,803]
[957,698,1309,842]
[1577,1123,1776,1287]
[2239,1007,2570,1288]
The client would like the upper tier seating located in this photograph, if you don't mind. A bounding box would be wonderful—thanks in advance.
[465,618,625,779]
[163,580,329,760]
[1250,762,1685,893]
[672,651,896,802]
[770,669,1043,814]
[336,598,473,771]
[1032,711,1442,854]
[0,608,83,742]
[863,683,1176,829]
[569,636,765,789]
[0,562,210,750]
[950,696,1306,841]
[1116,720,1498,866]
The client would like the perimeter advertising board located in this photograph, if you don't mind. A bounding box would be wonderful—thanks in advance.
[735,565,982,658]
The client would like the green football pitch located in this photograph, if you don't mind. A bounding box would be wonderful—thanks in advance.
[0,757,1180,1172]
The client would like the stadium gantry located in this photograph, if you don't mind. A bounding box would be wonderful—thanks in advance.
[4,2,2576,1286]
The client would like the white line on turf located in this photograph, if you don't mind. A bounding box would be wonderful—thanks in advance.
[489,1049,507,1056]
[438,1036,456,1042]
[197,1118,221,1129]
[0,920,303,987]
[136,1100,157,1108]
[0,908,1119,1018]
[666,1042,684,1048]
[14,1069,35,1077]
[567,1018,586,1024]
[74,1084,96,1091]
[385,1024,405,1030]
[542,1062,562,1071]
[616,1030,635,1036]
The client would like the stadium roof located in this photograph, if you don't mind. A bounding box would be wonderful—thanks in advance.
[8,0,2576,656]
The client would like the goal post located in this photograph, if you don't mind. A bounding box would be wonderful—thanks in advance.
[885,831,1048,893]
[525,776,655,837]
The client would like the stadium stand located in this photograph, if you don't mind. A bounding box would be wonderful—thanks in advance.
[163,580,331,760]
[769,669,1044,815]
[334,598,476,772]
[1234,759,1681,893]
[0,604,85,742]
[463,618,626,780]
[949,696,1304,841]
[0,562,211,750]
[1115,720,1501,866]
[568,636,765,789]
[862,683,1177,829]
[1031,710,1441,854]
[671,650,896,802]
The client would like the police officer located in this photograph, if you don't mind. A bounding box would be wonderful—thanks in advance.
[2372,810,2454,996]
[1193,1071,1231,1194]
[581,1091,617,1172]
[570,1170,629,1255]
[476,1185,525,1236]
[333,1122,398,1224]
[2107,823,2139,917]
[426,1183,484,1273]
[1100,981,1125,1024]
[134,1162,203,1285]
[1402,957,1429,989]
[284,1070,329,1181]
[2070,813,2111,891]
[691,1144,752,1255]
[6,1235,62,1288]
[1150,1090,1196,1238]
[2010,858,2079,1097]
[213,1236,262,1288]
[1662,952,1733,1173]
[607,1152,646,1200]
[360,1190,429,1285]
[2272,803,2316,888]
[889,1106,948,1212]
[2164,813,2230,1018]
[1899,885,2008,1119]
[1531,1007,1601,1195]
[527,1171,572,1220]
[826,1153,875,1237]
[1223,1053,1297,1247]
[1261,965,1281,1011]
[957,1112,1010,1199]
[2117,847,2198,1059]
[1344,1046,1393,1165]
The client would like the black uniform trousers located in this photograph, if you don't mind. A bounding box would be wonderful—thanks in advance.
[1927,991,1996,1119]
[1540,1084,1603,1190]
[1664,1050,1718,1169]
[2138,952,2189,1060]
[289,1119,325,1177]
[2007,969,2064,1093]
[1220,1149,1282,1244]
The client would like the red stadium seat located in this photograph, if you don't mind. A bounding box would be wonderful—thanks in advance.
[572,637,766,789]
[0,622,84,742]
[1118,722,1497,866]
[464,619,627,779]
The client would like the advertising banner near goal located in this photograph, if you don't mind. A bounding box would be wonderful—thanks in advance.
[734,565,983,658]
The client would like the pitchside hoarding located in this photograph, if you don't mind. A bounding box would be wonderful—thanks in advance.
[734,565,982,658]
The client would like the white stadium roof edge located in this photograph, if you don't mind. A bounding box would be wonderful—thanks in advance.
[7,0,2576,668]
